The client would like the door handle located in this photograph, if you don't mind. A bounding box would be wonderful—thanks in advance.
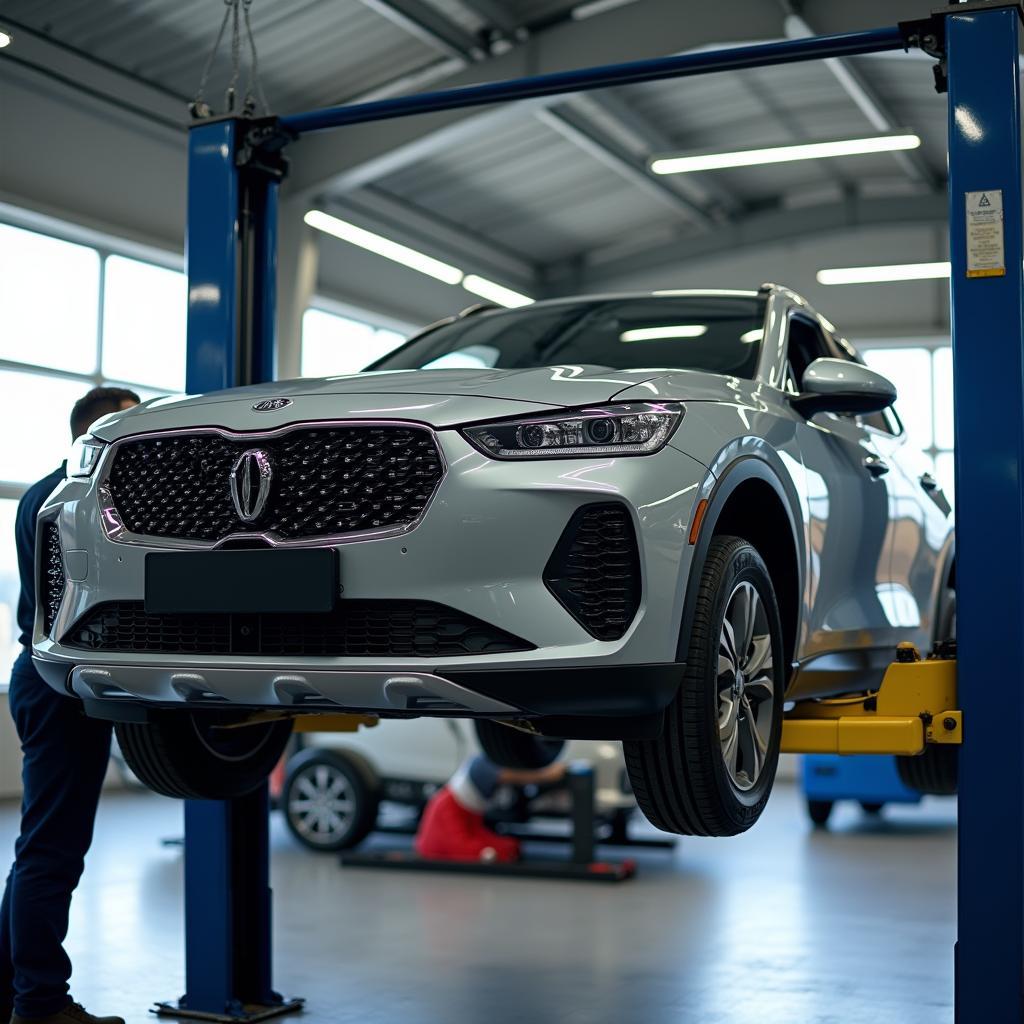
[862,455,889,478]
[920,472,938,492]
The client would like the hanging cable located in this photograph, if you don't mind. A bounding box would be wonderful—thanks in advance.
[190,0,271,120]
[242,0,271,116]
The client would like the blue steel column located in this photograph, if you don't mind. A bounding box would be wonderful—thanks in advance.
[947,8,1024,1022]
[179,115,282,1015]
[186,120,242,394]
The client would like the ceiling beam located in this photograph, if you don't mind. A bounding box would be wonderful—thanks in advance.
[569,90,744,218]
[535,104,718,229]
[0,16,187,134]
[546,191,947,289]
[448,0,527,38]
[355,0,486,61]
[783,12,939,188]
[284,0,786,199]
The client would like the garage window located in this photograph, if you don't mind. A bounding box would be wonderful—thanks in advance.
[301,305,408,377]
[0,212,188,682]
[861,344,954,499]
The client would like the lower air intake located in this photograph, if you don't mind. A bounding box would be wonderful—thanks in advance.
[41,522,66,637]
[543,503,641,641]
[66,600,534,658]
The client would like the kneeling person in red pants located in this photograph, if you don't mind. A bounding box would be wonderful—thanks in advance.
[416,755,566,862]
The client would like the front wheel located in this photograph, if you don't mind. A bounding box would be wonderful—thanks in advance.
[115,711,293,800]
[624,536,785,837]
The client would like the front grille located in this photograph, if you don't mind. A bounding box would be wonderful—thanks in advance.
[66,601,533,658]
[41,522,66,637]
[106,426,444,542]
[543,503,641,641]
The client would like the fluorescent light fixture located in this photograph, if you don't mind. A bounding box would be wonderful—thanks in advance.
[304,210,463,285]
[620,325,708,342]
[462,274,534,308]
[817,261,951,285]
[650,132,922,175]
[740,328,764,343]
[0,31,11,48]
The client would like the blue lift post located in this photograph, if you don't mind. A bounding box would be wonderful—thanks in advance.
[946,5,1024,1021]
[173,5,1021,1017]
[157,117,300,1020]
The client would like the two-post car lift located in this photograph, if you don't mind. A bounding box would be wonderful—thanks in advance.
[167,4,1020,1019]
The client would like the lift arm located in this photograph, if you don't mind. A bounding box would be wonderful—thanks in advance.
[781,644,961,756]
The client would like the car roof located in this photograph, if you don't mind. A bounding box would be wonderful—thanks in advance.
[509,288,763,308]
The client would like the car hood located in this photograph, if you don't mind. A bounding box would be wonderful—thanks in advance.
[90,365,707,439]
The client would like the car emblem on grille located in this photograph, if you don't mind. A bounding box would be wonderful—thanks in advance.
[230,449,273,523]
[252,398,292,412]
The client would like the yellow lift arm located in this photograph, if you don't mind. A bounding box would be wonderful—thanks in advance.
[781,643,961,756]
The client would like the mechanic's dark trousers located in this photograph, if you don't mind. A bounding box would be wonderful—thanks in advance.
[0,649,112,1018]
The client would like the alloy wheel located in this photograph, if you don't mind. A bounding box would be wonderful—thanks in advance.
[717,580,775,792]
[287,763,357,846]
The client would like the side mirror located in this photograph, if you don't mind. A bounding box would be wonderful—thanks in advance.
[791,357,896,416]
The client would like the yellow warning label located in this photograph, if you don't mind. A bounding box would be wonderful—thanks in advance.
[966,190,1005,277]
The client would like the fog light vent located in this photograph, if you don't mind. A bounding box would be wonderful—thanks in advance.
[41,522,66,637]
[543,503,641,641]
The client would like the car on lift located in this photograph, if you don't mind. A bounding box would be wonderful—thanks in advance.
[31,284,955,837]
[275,718,636,852]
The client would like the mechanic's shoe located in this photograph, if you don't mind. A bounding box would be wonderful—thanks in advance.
[11,1001,126,1024]
[415,788,520,863]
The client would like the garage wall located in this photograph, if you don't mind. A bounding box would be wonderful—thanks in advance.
[596,221,951,339]
[0,63,186,252]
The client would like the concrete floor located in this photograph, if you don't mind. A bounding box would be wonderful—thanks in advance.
[0,782,956,1024]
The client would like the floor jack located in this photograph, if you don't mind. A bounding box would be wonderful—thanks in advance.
[340,763,639,882]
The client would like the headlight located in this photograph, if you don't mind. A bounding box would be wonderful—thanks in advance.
[462,402,683,459]
[67,436,107,477]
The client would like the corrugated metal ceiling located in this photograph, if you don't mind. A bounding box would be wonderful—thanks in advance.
[3,0,948,279]
[1,0,442,112]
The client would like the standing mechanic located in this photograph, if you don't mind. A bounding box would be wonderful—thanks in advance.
[1,387,139,1024]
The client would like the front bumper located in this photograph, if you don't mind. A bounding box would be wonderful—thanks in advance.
[33,658,682,731]
[33,429,706,719]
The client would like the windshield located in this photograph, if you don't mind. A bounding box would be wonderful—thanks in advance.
[370,295,767,378]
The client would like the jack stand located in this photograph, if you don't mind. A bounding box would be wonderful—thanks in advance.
[340,763,637,882]
[154,786,304,1022]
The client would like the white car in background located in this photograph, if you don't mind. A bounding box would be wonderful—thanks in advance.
[277,719,636,852]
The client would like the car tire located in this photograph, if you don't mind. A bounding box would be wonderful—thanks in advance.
[474,720,565,769]
[114,712,293,801]
[897,583,957,796]
[282,749,380,852]
[897,744,958,796]
[807,799,833,827]
[624,535,786,837]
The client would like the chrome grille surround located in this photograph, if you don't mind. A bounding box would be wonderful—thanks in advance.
[97,420,447,549]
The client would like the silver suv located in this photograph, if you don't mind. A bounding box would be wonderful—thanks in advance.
[32,285,954,836]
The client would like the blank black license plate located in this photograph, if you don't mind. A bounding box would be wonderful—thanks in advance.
[145,549,337,615]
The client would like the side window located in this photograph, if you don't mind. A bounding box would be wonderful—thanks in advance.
[785,315,831,389]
